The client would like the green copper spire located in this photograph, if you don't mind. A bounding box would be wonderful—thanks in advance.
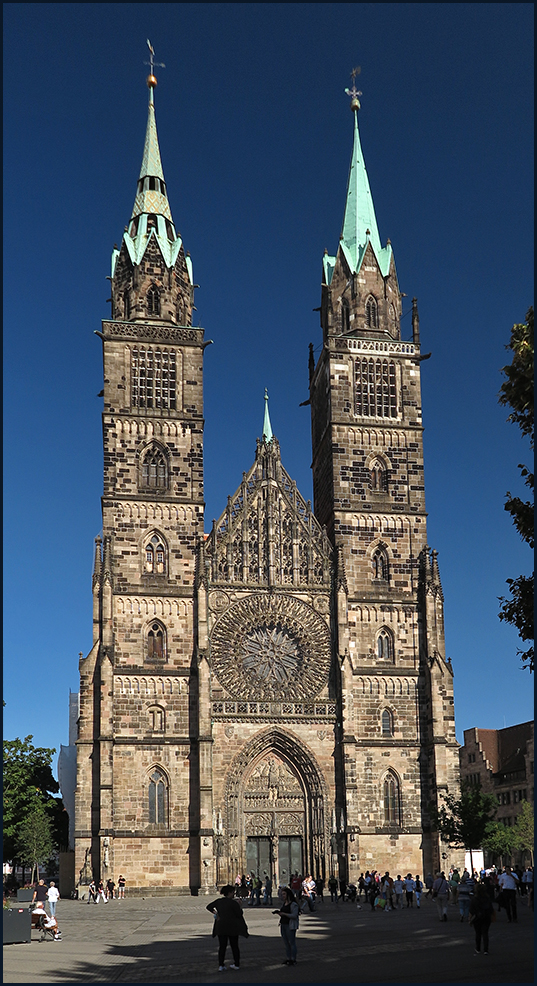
[340,107,382,270]
[131,81,173,223]
[323,87,392,283]
[262,388,273,442]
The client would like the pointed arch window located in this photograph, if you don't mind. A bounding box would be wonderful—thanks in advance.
[145,533,167,574]
[370,459,388,493]
[381,708,394,737]
[147,283,160,316]
[141,447,168,489]
[372,548,389,581]
[383,771,401,824]
[377,628,394,661]
[123,290,131,321]
[147,621,166,662]
[148,768,168,824]
[365,296,378,328]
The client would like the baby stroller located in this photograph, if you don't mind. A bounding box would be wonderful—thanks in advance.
[31,904,62,941]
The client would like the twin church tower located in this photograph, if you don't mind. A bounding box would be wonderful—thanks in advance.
[75,70,459,894]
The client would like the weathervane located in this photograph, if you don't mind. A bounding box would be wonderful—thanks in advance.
[345,66,362,111]
[144,39,165,87]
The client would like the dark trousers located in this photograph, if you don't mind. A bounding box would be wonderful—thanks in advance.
[473,918,490,952]
[503,888,517,921]
[280,922,297,961]
[218,935,240,966]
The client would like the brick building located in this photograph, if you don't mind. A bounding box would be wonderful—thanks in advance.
[75,75,460,894]
[460,721,534,828]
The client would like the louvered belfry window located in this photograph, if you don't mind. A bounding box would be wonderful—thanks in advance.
[131,348,176,409]
[355,358,397,417]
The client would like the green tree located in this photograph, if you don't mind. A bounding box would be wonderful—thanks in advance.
[512,800,534,865]
[429,781,498,876]
[482,821,517,866]
[498,306,534,671]
[3,735,65,867]
[17,808,55,884]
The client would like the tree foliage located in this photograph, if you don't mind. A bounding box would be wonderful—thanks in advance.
[512,800,534,864]
[482,821,518,862]
[498,306,534,671]
[3,735,66,864]
[17,809,55,883]
[429,781,497,870]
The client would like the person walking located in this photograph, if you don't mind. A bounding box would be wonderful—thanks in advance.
[263,875,273,906]
[46,880,60,917]
[32,879,48,908]
[457,872,474,922]
[96,879,107,903]
[328,874,338,902]
[404,874,415,908]
[206,884,249,972]
[273,887,299,966]
[432,872,449,921]
[498,866,519,922]
[87,879,98,904]
[469,883,494,955]
[414,875,423,909]
[393,875,404,910]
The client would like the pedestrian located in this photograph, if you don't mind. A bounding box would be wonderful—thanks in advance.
[32,879,48,907]
[404,873,415,907]
[301,874,316,912]
[106,877,116,900]
[382,873,393,911]
[414,875,423,908]
[46,880,60,917]
[87,879,98,904]
[497,866,519,922]
[206,884,249,972]
[393,875,404,910]
[449,868,460,905]
[263,875,273,906]
[97,879,107,903]
[432,871,449,921]
[521,867,533,905]
[469,883,494,955]
[425,872,434,898]
[117,875,126,899]
[457,871,474,922]
[328,874,338,902]
[315,874,324,902]
[338,876,347,902]
[273,886,299,966]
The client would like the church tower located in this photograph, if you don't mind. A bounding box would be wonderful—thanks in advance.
[309,83,460,878]
[75,69,208,893]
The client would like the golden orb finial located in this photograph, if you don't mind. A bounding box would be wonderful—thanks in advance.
[345,66,362,113]
[147,74,158,89]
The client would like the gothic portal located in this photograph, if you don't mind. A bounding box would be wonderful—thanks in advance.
[75,73,460,895]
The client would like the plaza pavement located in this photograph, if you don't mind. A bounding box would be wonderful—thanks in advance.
[3,892,533,984]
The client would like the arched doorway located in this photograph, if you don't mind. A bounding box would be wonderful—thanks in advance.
[222,729,328,887]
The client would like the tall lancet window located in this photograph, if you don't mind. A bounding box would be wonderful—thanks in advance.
[148,768,167,824]
[383,771,401,824]
[365,296,378,327]
[147,283,160,316]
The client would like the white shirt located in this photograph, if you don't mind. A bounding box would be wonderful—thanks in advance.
[498,871,519,890]
[46,887,60,902]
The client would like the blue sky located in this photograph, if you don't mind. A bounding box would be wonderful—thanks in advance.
[3,3,534,769]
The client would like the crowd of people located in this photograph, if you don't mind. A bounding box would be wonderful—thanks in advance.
[86,875,126,902]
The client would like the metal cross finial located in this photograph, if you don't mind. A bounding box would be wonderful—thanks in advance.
[145,39,165,75]
[345,66,362,103]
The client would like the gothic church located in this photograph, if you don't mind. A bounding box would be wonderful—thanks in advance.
[75,73,460,894]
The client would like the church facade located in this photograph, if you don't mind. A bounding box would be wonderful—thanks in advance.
[74,75,460,895]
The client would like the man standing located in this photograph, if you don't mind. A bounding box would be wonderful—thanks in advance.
[31,879,48,908]
[498,865,519,922]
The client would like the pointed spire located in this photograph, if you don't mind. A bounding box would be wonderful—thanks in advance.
[262,388,273,442]
[340,105,382,272]
[431,549,444,598]
[131,76,173,223]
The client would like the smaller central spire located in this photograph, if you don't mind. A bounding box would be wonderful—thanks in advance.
[262,388,273,442]
[131,58,173,223]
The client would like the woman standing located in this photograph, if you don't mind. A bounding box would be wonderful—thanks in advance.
[206,885,249,973]
[469,884,494,955]
[273,887,299,966]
